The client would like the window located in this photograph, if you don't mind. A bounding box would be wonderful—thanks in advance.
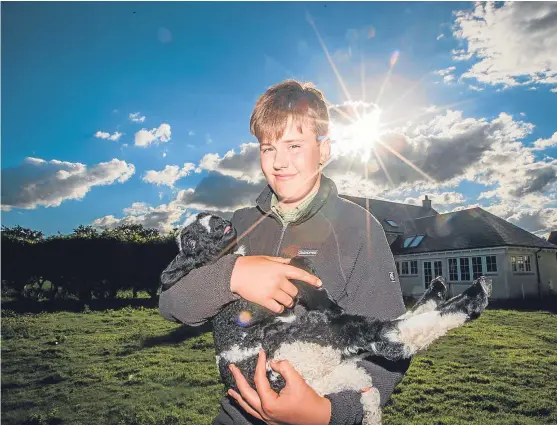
[401,262,409,275]
[460,258,470,280]
[409,235,425,247]
[386,220,399,227]
[396,261,400,275]
[424,261,433,288]
[449,258,458,280]
[410,260,418,275]
[472,256,484,279]
[517,256,525,272]
[434,260,443,278]
[403,237,415,248]
[511,255,531,273]
[486,255,497,273]
[525,256,532,272]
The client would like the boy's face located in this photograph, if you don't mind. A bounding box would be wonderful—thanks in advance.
[259,115,330,208]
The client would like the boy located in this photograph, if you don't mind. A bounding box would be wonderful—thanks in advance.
[159,80,410,425]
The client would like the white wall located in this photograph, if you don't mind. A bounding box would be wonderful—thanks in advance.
[537,250,557,297]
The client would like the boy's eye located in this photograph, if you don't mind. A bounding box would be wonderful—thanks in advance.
[262,147,274,153]
[289,144,301,150]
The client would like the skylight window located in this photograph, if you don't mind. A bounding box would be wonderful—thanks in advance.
[386,219,399,227]
[403,234,425,248]
[409,235,425,247]
[403,236,415,248]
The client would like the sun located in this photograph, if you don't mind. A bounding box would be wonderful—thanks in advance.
[330,105,383,162]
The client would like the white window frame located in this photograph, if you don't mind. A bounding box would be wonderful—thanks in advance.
[511,255,533,273]
[398,260,419,276]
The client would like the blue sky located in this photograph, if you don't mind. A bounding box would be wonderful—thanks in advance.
[2,2,557,237]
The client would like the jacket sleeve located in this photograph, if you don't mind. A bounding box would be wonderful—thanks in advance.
[158,210,244,326]
[325,213,411,425]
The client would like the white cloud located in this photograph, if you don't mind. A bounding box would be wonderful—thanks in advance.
[402,192,466,208]
[188,130,195,136]
[142,163,200,188]
[92,201,185,234]
[437,34,444,40]
[129,112,146,123]
[1,157,135,210]
[452,2,557,90]
[134,123,171,147]
[206,134,213,144]
[95,131,122,141]
[198,142,264,183]
[468,85,484,92]
[532,132,557,151]
[92,173,265,234]
[443,74,455,83]
[435,66,455,76]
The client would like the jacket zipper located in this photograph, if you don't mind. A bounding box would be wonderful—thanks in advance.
[275,223,288,256]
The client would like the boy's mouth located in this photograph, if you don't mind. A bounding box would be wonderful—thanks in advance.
[275,173,297,181]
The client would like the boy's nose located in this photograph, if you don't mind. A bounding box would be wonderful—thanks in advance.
[273,148,289,169]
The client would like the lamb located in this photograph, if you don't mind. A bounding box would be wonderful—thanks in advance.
[160,212,492,425]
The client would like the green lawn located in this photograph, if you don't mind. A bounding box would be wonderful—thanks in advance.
[2,304,556,425]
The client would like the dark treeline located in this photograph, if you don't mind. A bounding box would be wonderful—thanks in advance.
[1,224,178,303]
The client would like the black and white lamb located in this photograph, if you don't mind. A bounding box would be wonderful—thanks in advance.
[160,212,492,425]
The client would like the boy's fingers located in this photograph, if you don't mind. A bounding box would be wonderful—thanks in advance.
[284,265,322,287]
[280,280,299,298]
[229,365,261,409]
[265,299,284,314]
[254,350,276,401]
[227,389,263,420]
[273,290,294,309]
[261,256,291,264]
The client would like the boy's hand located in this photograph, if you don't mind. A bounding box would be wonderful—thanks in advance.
[230,256,322,313]
[228,349,331,425]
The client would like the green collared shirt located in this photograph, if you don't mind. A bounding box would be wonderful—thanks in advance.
[270,189,319,225]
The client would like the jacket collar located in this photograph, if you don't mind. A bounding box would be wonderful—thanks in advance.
[256,174,338,225]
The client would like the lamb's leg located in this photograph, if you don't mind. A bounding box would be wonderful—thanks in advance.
[337,277,491,361]
[396,276,447,320]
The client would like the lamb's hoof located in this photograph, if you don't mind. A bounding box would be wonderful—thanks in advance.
[427,276,448,301]
[463,276,492,299]
[439,276,491,320]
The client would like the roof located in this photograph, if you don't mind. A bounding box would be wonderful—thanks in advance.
[339,195,438,234]
[548,231,557,245]
[391,207,557,254]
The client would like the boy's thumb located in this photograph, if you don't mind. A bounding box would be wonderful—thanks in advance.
[270,359,299,382]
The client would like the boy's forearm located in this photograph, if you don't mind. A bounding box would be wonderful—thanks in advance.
[159,254,241,326]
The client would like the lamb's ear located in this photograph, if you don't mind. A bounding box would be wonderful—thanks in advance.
[289,256,343,314]
[176,213,199,251]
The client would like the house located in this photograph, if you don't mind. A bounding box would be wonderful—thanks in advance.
[340,194,557,300]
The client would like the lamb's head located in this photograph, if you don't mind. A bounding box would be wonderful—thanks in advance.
[177,212,237,259]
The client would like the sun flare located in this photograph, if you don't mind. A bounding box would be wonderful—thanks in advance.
[330,105,383,162]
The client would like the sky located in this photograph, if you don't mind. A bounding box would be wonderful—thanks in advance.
[2,1,557,239]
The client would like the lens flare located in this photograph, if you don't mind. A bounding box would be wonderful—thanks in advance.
[390,50,400,67]
[236,310,252,327]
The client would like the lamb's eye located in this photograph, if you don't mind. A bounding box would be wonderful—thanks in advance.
[188,240,196,249]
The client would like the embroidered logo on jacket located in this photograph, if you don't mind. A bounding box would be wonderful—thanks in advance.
[389,272,396,282]
[297,248,318,257]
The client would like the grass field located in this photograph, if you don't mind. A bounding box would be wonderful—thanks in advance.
[2,302,556,425]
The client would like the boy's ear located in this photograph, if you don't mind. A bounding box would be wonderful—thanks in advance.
[318,136,331,164]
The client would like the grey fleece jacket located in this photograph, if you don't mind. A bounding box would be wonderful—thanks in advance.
[159,174,410,425]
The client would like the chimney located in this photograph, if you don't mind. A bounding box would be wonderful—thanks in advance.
[422,195,432,209]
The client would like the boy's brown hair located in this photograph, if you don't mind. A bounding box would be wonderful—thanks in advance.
[250,79,329,144]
